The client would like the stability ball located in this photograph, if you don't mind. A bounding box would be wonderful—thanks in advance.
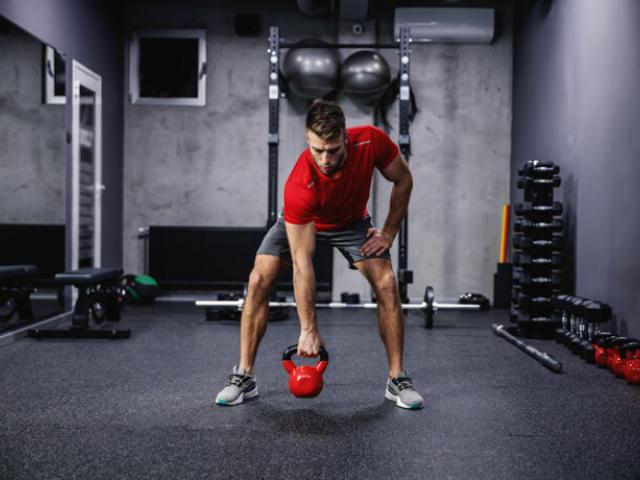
[282,40,340,99]
[340,50,391,104]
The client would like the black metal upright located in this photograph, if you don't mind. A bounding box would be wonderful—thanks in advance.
[267,27,281,228]
[397,27,413,303]
[267,27,415,301]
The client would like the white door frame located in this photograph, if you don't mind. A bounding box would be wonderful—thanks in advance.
[70,60,103,270]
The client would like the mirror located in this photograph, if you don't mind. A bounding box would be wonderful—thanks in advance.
[0,16,67,330]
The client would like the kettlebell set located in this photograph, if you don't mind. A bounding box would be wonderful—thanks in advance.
[593,336,640,383]
[553,294,640,385]
[282,344,329,398]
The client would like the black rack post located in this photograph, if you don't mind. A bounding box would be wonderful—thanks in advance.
[267,27,281,228]
[397,27,413,303]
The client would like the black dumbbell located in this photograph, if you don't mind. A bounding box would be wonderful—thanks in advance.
[561,297,585,346]
[513,271,562,288]
[514,219,563,233]
[518,294,552,310]
[569,300,598,355]
[517,176,562,188]
[514,201,563,217]
[570,300,608,356]
[577,301,612,362]
[513,252,562,268]
[340,292,361,304]
[513,235,564,251]
[518,162,560,177]
[553,294,572,343]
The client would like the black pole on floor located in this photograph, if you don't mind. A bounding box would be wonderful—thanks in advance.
[492,323,563,373]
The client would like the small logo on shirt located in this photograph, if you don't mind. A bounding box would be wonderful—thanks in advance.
[353,140,371,148]
[307,180,315,189]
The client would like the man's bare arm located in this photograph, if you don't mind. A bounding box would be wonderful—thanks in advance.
[361,153,413,256]
[285,221,324,357]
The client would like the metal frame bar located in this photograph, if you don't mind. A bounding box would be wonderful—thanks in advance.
[71,60,102,271]
[279,43,398,49]
[267,27,281,227]
[397,26,413,302]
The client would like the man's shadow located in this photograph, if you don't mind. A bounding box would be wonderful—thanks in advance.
[250,399,394,435]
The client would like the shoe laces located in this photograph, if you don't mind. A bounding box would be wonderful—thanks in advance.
[227,372,247,387]
[392,376,414,391]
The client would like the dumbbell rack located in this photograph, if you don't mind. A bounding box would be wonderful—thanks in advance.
[511,160,563,332]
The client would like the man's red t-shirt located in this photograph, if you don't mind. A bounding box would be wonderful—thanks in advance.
[283,125,399,231]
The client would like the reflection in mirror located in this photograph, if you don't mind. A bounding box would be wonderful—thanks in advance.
[0,16,67,331]
[78,85,97,268]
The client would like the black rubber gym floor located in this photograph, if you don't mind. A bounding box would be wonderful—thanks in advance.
[1,304,639,479]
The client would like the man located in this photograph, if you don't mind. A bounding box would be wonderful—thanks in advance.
[215,100,424,409]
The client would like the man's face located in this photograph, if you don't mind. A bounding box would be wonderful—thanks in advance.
[306,129,347,176]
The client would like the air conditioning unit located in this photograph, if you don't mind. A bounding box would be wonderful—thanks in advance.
[394,7,495,44]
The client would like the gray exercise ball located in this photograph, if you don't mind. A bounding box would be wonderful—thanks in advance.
[282,40,340,100]
[340,50,391,104]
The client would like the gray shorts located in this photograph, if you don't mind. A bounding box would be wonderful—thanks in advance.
[257,216,391,269]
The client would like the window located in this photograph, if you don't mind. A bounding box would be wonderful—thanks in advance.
[43,45,66,105]
[129,29,207,106]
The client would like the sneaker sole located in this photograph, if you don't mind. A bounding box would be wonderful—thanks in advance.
[385,388,423,410]
[216,386,259,406]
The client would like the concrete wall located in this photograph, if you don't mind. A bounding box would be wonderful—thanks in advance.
[0,0,125,268]
[0,19,65,223]
[512,0,640,336]
[124,1,513,300]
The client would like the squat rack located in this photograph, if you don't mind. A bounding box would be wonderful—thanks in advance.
[267,26,414,301]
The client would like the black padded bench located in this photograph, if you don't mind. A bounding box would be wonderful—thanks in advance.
[0,264,38,322]
[28,267,130,340]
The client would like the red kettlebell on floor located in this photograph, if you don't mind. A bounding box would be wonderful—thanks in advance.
[621,343,640,385]
[282,344,329,398]
[624,359,640,385]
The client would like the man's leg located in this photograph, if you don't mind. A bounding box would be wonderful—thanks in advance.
[215,254,284,406]
[239,254,285,373]
[355,258,423,409]
[354,258,404,378]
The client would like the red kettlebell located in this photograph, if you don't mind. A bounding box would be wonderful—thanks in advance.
[621,343,640,384]
[624,359,640,384]
[610,351,628,378]
[593,339,609,367]
[282,344,329,398]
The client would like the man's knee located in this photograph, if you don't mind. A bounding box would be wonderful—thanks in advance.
[372,268,399,300]
[247,257,280,294]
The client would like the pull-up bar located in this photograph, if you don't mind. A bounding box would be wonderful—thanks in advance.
[279,42,402,49]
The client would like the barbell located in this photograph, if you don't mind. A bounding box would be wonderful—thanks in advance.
[195,286,482,329]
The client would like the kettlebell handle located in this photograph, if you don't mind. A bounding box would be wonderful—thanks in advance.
[282,344,329,363]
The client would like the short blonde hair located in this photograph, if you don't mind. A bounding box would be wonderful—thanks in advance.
[305,99,345,140]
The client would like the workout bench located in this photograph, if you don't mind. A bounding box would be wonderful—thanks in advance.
[0,265,37,322]
[28,267,130,340]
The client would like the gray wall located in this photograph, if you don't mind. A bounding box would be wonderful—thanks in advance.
[0,0,124,268]
[124,1,513,300]
[512,0,640,336]
[0,20,65,223]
